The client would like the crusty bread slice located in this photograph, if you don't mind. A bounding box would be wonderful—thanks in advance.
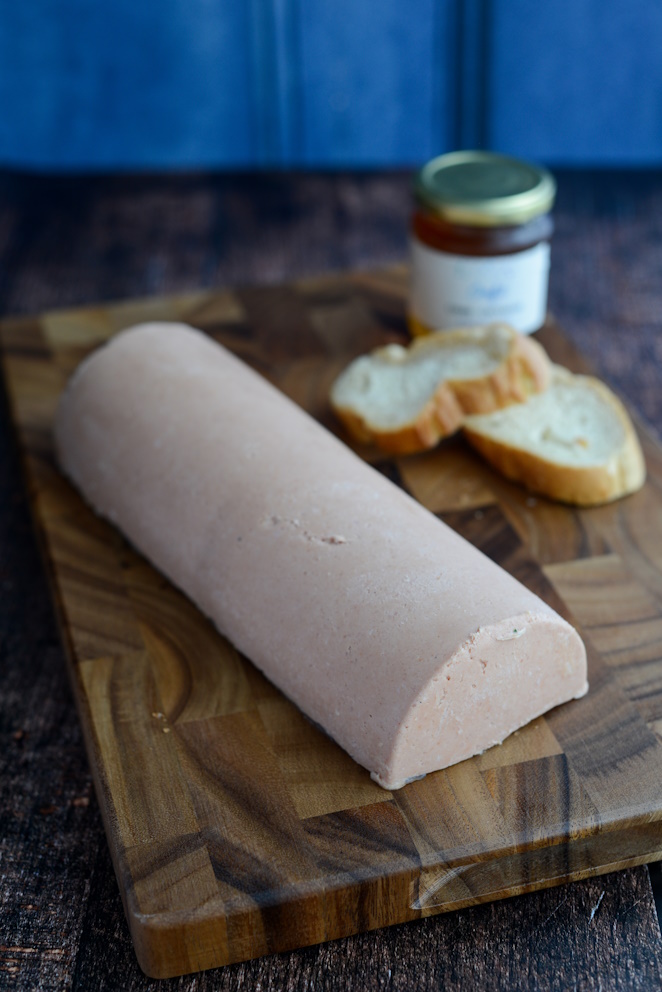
[330,323,551,454]
[463,365,646,505]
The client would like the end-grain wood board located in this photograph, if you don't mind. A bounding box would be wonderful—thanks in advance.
[2,268,662,979]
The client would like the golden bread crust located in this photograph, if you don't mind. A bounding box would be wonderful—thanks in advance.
[331,325,552,455]
[463,370,646,506]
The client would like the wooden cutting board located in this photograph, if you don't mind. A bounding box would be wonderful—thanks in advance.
[2,268,662,980]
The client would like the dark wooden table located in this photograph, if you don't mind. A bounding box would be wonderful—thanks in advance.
[1,170,662,991]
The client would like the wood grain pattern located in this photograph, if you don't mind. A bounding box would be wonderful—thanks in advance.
[1,271,662,979]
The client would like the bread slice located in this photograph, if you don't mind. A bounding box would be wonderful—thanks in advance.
[329,323,551,454]
[463,366,646,505]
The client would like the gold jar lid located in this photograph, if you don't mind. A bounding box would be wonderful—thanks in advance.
[414,150,556,227]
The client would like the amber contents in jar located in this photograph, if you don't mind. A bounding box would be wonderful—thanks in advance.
[412,210,553,258]
[409,151,556,337]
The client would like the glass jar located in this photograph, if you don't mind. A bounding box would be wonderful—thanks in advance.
[409,151,556,336]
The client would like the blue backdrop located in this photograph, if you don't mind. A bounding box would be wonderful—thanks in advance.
[1,0,661,170]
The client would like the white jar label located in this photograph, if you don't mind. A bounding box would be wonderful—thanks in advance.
[410,237,551,335]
